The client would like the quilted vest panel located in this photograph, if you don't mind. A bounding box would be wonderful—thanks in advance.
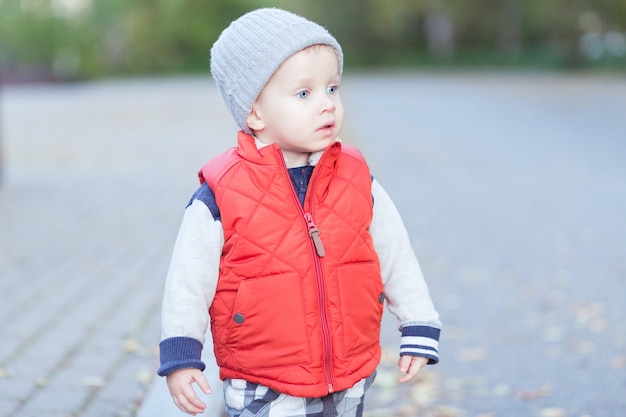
[199,132,384,397]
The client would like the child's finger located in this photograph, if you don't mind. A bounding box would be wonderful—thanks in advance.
[184,384,207,411]
[397,356,427,383]
[169,381,205,415]
[175,385,206,415]
[193,372,213,394]
[398,355,411,373]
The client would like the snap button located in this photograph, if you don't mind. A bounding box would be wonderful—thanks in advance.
[233,313,245,324]
[378,293,385,304]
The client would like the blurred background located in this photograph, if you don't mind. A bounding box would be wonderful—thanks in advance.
[1,1,626,417]
[1,0,625,82]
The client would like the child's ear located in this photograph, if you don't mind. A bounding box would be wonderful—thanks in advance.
[246,105,265,131]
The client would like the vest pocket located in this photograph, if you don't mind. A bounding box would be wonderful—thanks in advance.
[336,263,384,357]
[226,272,310,369]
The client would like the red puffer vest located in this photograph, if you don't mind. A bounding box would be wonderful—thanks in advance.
[198,132,384,398]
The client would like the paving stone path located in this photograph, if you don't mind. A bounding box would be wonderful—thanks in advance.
[1,73,625,417]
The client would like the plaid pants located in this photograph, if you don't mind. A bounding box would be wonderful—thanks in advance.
[222,373,376,417]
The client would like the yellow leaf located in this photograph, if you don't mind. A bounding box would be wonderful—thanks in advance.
[123,337,141,353]
[457,346,488,362]
[135,368,153,385]
[515,385,551,401]
[610,355,625,369]
[539,407,566,417]
[82,376,105,388]
[432,405,465,417]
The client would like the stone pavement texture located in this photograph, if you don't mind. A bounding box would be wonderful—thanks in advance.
[341,73,626,417]
[0,78,231,417]
[1,73,625,417]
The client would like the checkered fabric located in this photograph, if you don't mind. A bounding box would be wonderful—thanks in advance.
[223,373,376,417]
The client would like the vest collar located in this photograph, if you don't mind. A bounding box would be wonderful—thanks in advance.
[236,131,341,167]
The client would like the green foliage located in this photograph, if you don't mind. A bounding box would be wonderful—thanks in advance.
[1,0,625,81]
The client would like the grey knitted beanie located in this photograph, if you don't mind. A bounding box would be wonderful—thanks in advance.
[210,8,343,134]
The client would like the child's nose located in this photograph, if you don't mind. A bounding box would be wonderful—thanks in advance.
[320,93,336,112]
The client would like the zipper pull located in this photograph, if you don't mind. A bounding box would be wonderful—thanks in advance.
[304,212,326,257]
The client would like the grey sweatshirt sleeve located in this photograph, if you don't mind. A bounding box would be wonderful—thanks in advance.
[158,198,223,376]
[370,179,441,362]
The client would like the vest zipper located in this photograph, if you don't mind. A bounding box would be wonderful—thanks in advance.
[276,147,334,394]
[304,213,325,257]
[304,212,333,394]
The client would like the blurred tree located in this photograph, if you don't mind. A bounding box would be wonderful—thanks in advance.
[80,0,258,76]
[1,0,625,81]
[0,0,83,80]
[0,0,270,80]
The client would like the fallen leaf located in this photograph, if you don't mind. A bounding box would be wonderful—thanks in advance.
[410,377,438,407]
[538,407,566,417]
[82,376,105,388]
[396,405,418,417]
[546,346,562,358]
[571,302,607,334]
[492,383,510,397]
[457,347,488,362]
[372,368,396,389]
[572,302,604,326]
[465,375,487,388]
[443,377,465,391]
[432,405,465,417]
[362,408,394,417]
[135,368,153,385]
[543,326,564,343]
[515,385,551,401]
[568,338,594,354]
[123,337,141,353]
[610,355,625,369]
[458,265,491,286]
[588,318,606,333]
[0,368,6,378]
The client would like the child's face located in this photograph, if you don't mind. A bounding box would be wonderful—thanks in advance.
[247,45,344,166]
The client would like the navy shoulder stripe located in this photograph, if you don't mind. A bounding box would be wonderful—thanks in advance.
[187,182,221,221]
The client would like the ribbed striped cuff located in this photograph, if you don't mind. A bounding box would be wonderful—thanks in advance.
[399,325,440,364]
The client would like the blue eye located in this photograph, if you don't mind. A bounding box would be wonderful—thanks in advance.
[298,90,309,99]
[327,85,338,95]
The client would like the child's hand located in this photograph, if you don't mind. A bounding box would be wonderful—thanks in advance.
[397,355,428,383]
[165,368,212,415]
